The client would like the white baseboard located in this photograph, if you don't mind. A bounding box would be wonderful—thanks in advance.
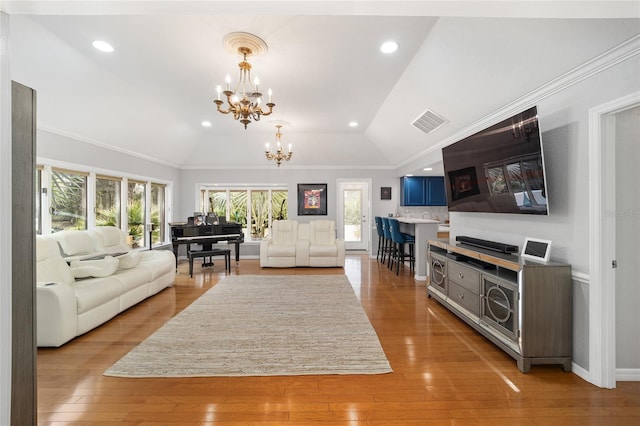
[617,368,640,381]
[571,362,590,383]
[570,363,640,385]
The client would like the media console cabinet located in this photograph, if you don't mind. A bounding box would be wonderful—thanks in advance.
[427,239,572,373]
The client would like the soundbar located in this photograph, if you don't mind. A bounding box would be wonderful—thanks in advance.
[455,236,518,254]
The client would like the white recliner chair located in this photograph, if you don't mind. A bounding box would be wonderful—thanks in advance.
[308,220,345,267]
[260,220,301,267]
[260,219,345,268]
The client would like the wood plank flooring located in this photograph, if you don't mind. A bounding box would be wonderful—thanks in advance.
[37,254,640,425]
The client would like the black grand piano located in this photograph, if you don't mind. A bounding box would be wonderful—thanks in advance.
[170,220,244,268]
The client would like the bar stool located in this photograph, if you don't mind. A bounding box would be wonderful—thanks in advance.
[374,217,386,261]
[388,217,415,275]
[381,217,393,268]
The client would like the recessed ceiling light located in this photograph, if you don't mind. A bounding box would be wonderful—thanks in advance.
[348,121,358,127]
[92,40,114,53]
[380,41,398,54]
[423,167,433,171]
[201,121,212,127]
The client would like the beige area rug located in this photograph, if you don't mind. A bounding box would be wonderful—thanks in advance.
[104,275,392,377]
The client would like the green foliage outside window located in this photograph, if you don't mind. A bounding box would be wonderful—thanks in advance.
[51,170,87,232]
[206,189,288,239]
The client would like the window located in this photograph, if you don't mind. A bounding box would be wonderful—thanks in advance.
[251,190,269,239]
[207,190,227,218]
[96,175,122,227]
[51,169,88,232]
[150,183,166,245]
[229,190,247,234]
[200,186,288,241]
[343,189,362,242]
[127,180,146,248]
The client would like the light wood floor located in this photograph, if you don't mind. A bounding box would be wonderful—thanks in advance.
[37,254,640,425]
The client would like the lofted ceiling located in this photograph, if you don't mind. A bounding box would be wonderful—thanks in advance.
[5,1,640,174]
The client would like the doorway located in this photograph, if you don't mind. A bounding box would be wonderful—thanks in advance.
[337,180,371,252]
[589,92,640,388]
[613,104,640,381]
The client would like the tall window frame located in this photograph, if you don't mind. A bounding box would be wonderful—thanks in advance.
[127,180,146,248]
[50,168,88,232]
[95,175,122,228]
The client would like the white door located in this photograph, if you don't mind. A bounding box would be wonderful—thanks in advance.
[338,180,370,251]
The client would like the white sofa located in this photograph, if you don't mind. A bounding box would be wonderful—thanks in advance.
[260,220,345,268]
[36,226,176,347]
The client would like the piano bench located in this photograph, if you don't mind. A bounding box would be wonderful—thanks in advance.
[188,248,231,277]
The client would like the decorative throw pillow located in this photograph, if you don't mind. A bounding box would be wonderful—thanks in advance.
[116,251,142,269]
[69,256,119,278]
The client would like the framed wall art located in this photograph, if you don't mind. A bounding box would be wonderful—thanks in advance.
[380,187,392,200]
[297,183,327,215]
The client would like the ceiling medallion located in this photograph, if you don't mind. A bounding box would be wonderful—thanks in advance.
[214,32,275,129]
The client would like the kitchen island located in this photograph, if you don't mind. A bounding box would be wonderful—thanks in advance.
[396,217,439,281]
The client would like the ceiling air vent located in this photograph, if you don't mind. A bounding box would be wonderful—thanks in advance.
[412,109,447,134]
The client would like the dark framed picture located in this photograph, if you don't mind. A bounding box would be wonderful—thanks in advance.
[448,167,480,201]
[380,187,392,200]
[297,183,327,215]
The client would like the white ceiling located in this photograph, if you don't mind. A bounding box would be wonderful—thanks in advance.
[5,1,640,174]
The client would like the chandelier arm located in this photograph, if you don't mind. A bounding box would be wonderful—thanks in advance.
[214,36,275,129]
[213,100,232,115]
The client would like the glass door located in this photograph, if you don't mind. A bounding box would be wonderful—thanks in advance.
[338,180,370,251]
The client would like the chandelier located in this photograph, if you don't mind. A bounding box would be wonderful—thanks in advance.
[214,32,275,129]
[265,124,292,167]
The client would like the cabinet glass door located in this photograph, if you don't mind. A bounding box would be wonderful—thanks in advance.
[429,254,447,295]
[482,276,518,341]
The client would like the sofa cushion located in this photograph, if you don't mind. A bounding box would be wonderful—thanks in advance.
[309,245,338,257]
[72,276,124,314]
[69,256,119,279]
[267,245,297,257]
[88,226,131,254]
[36,236,75,286]
[111,267,153,292]
[271,220,298,245]
[139,250,176,280]
[53,230,94,256]
[116,251,142,269]
[310,220,336,245]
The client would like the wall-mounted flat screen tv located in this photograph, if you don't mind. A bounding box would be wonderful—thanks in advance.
[442,106,548,215]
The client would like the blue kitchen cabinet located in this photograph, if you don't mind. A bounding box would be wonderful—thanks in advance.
[400,176,447,206]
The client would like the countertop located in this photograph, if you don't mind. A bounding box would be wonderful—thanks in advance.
[395,217,440,224]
